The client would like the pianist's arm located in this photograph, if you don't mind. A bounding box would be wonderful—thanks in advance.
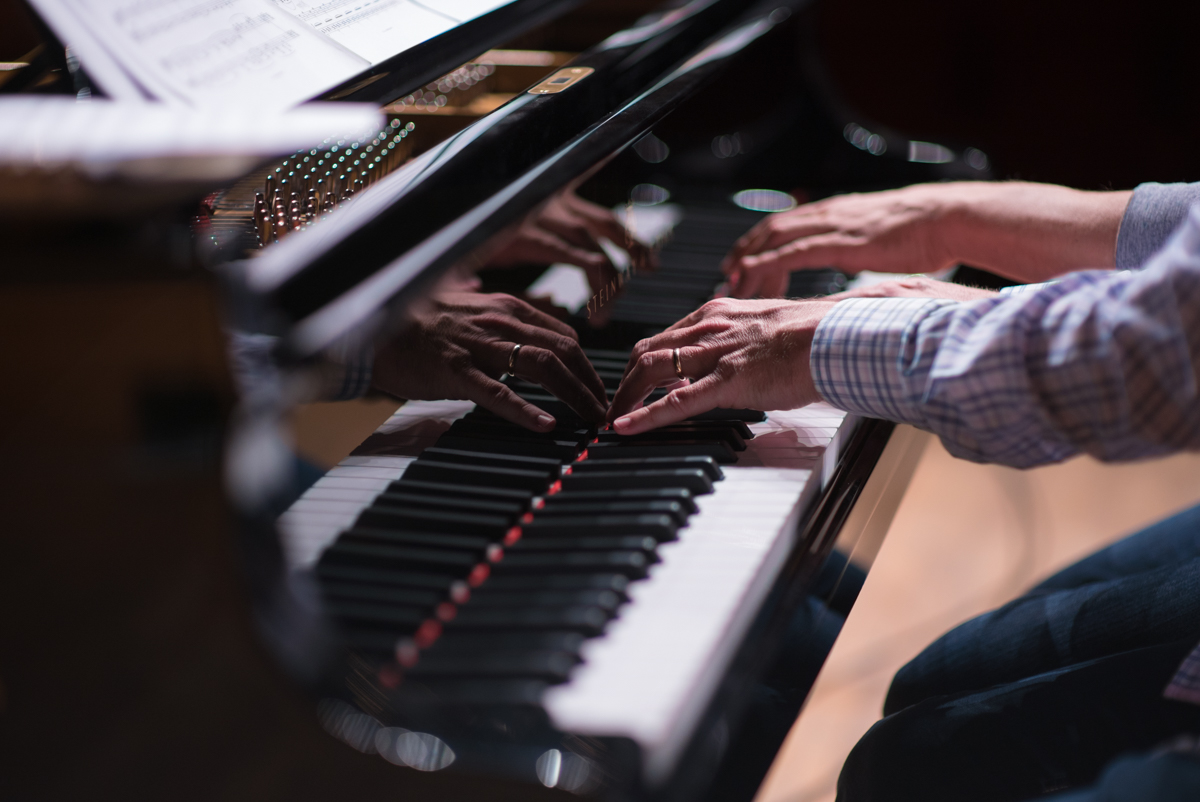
[718,180,1169,298]
[611,203,1200,469]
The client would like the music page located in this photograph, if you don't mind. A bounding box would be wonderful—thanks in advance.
[268,0,509,65]
[52,0,369,109]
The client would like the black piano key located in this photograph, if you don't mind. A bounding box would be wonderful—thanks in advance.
[671,418,755,440]
[478,573,630,595]
[320,540,481,574]
[530,499,689,525]
[386,478,534,506]
[314,564,470,598]
[340,526,495,555]
[454,414,592,443]
[394,679,547,707]
[687,408,766,423]
[570,455,723,481]
[434,434,580,462]
[559,468,713,495]
[583,348,633,361]
[507,535,659,554]
[501,394,589,426]
[522,514,677,542]
[421,446,563,474]
[539,487,698,514]
[320,581,443,609]
[406,650,577,682]
[355,505,514,537]
[465,589,623,611]
[325,599,428,630]
[492,550,649,578]
[373,490,525,518]
[595,427,745,451]
[449,605,611,634]
[585,440,736,464]
[404,460,552,492]
[428,631,586,656]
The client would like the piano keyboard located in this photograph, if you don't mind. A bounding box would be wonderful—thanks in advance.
[278,359,855,784]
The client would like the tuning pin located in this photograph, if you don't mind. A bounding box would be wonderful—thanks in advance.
[306,188,317,220]
[322,191,335,213]
[265,174,276,199]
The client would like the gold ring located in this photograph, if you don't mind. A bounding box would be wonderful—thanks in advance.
[672,347,684,380]
[507,344,523,377]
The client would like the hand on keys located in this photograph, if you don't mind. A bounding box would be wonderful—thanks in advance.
[373,291,608,431]
[608,298,836,435]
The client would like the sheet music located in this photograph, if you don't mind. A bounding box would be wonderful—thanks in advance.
[270,0,452,64]
[33,0,369,109]
[268,0,510,65]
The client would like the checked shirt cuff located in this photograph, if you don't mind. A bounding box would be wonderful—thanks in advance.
[810,297,957,425]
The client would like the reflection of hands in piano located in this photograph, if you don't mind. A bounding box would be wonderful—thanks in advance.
[607,298,835,434]
[720,181,1132,298]
[484,191,656,295]
[371,291,608,432]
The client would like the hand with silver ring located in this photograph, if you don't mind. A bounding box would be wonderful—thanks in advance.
[608,297,836,434]
[373,291,608,431]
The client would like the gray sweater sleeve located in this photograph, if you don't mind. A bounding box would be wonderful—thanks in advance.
[1115,182,1200,268]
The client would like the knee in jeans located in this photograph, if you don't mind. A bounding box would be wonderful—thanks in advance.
[836,713,925,802]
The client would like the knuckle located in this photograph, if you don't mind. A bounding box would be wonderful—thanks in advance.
[484,382,511,406]
[703,298,734,315]
[531,347,557,371]
[553,334,580,355]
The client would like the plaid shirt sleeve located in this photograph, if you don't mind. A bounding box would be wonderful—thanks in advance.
[811,204,1200,469]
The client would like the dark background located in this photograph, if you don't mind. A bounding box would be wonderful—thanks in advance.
[4,0,1197,191]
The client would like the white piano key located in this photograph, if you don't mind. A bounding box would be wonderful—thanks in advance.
[542,465,822,786]
[325,465,409,480]
[300,487,383,503]
[312,476,394,491]
[340,455,418,469]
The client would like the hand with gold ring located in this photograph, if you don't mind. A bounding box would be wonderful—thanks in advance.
[373,291,608,431]
[608,298,836,434]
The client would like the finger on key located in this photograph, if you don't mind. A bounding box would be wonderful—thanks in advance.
[461,368,556,431]
[503,343,607,423]
[613,374,724,434]
[490,319,608,406]
[609,345,710,423]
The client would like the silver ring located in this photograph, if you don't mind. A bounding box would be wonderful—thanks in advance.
[672,347,684,380]
[507,343,523,377]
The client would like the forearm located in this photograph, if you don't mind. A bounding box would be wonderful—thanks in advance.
[937,181,1131,284]
[813,206,1200,468]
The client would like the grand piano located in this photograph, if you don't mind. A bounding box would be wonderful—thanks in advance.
[0,0,979,798]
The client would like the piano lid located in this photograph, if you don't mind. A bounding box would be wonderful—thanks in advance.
[23,0,584,109]
[246,0,799,360]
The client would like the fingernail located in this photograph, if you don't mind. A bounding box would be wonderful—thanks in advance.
[614,416,631,431]
[536,414,555,429]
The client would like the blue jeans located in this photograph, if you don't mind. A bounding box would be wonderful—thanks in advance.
[1042,748,1200,802]
[837,502,1200,802]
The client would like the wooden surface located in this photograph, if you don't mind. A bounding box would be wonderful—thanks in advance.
[755,441,1200,802]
